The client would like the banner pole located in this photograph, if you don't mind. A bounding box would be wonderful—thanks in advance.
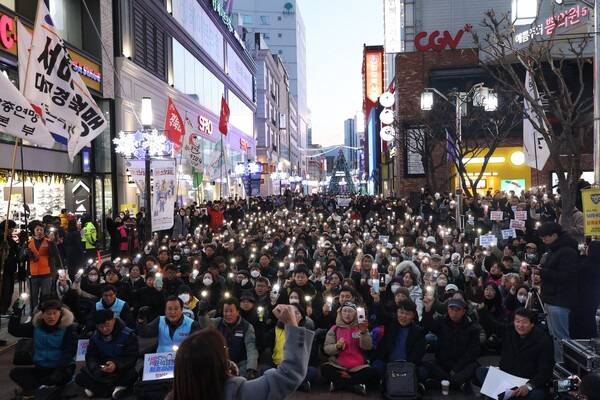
[1,139,21,300]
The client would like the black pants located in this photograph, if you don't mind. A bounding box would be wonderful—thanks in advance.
[422,360,478,388]
[75,367,138,398]
[321,364,379,389]
[0,272,15,313]
[10,365,74,392]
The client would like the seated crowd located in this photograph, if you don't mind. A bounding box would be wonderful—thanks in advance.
[6,193,600,399]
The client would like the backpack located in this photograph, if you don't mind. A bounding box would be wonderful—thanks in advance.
[384,361,418,400]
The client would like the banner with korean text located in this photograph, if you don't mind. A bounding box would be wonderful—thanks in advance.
[581,188,600,236]
[151,159,176,231]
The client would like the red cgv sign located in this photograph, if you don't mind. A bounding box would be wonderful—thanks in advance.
[414,24,472,52]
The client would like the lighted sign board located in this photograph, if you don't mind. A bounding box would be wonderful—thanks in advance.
[515,5,590,44]
[501,179,526,192]
[364,50,383,103]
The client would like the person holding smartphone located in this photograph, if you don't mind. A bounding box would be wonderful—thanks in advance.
[26,220,58,314]
[321,301,377,395]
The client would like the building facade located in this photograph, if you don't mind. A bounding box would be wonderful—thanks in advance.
[113,0,256,208]
[231,0,309,176]
[343,118,358,170]
[0,0,114,242]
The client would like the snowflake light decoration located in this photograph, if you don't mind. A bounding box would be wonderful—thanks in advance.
[113,131,137,158]
[143,129,170,157]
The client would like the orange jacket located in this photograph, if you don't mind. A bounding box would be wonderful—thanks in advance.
[28,238,52,277]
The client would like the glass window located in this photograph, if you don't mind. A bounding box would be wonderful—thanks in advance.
[229,92,254,136]
[242,14,253,24]
[0,0,14,10]
[259,15,270,25]
[172,40,185,92]
[49,0,83,48]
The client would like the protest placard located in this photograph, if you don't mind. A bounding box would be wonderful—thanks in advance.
[142,352,176,381]
[76,339,89,362]
[501,228,517,240]
[510,219,526,231]
[490,211,503,221]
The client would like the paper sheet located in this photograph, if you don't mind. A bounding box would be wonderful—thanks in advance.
[480,367,529,399]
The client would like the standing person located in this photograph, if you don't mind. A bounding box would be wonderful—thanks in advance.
[81,215,97,261]
[166,304,314,400]
[172,208,190,238]
[0,220,19,314]
[115,218,129,257]
[536,222,579,362]
[75,310,139,399]
[63,219,84,279]
[26,220,57,314]
[571,241,600,339]
[207,204,224,232]
[106,214,119,260]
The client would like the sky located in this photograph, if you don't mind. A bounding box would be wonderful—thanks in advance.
[301,0,383,147]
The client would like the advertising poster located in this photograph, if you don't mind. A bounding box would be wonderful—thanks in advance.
[581,188,600,236]
[151,159,176,231]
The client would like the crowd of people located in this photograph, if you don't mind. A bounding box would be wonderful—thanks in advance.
[1,188,600,400]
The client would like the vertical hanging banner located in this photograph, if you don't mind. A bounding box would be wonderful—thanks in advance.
[151,159,176,231]
[164,97,185,149]
[125,159,146,192]
[183,133,204,170]
[523,71,550,170]
[581,188,600,236]
[219,95,230,135]
[23,1,107,161]
[17,20,32,93]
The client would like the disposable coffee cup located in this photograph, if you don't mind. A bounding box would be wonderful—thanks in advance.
[441,380,450,395]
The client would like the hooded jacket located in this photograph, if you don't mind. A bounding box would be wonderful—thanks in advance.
[9,307,77,368]
[323,309,372,372]
[539,231,579,308]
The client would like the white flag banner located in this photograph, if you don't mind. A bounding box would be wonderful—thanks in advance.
[205,141,225,182]
[523,71,550,170]
[24,1,107,161]
[182,132,204,170]
[17,20,32,93]
[151,159,176,231]
[125,159,146,193]
[0,73,54,147]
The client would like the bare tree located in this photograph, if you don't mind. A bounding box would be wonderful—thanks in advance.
[472,9,593,227]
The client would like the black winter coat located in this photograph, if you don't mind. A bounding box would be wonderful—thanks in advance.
[571,241,600,338]
[499,326,554,389]
[539,232,579,308]
[373,322,426,365]
[421,310,481,371]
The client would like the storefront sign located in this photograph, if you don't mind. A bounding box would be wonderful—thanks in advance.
[0,11,102,92]
[142,352,176,381]
[581,188,600,236]
[384,0,403,53]
[515,5,589,44]
[240,138,249,151]
[151,159,176,231]
[414,24,471,52]
[197,115,213,135]
[365,50,383,103]
[211,0,234,32]
[71,180,91,216]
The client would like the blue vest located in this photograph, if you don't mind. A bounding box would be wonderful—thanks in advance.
[33,326,67,368]
[96,298,125,318]
[218,318,248,364]
[157,316,193,353]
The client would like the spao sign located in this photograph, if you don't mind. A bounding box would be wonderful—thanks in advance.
[414,24,472,52]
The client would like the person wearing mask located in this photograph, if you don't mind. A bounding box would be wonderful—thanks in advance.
[9,299,77,398]
[166,304,314,400]
[536,222,579,362]
[421,296,481,393]
[26,220,58,314]
[80,266,103,299]
[88,285,133,330]
[321,301,377,395]
[75,310,139,399]
[177,285,200,320]
[475,308,554,400]
[372,300,427,386]
[0,220,19,314]
[206,297,259,379]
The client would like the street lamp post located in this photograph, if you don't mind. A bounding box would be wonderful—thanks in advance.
[420,84,498,230]
[141,97,153,241]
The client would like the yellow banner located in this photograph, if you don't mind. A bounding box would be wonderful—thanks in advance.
[581,188,600,236]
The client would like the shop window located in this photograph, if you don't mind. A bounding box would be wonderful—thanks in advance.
[0,0,14,10]
[259,15,270,25]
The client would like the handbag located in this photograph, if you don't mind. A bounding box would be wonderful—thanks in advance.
[12,338,34,365]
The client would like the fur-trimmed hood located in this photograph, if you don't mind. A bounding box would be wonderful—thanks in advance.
[32,307,74,330]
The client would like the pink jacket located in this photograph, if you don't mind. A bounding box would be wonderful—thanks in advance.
[323,312,372,372]
[117,225,128,251]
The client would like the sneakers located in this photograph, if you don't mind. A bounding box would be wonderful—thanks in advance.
[329,382,336,392]
[84,388,94,398]
[112,386,129,400]
[352,384,367,396]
